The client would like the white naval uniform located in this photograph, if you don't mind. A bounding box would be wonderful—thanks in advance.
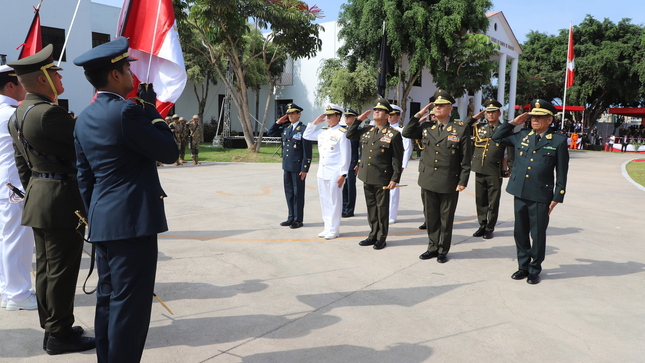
[303,123,351,237]
[0,95,35,304]
[388,122,412,223]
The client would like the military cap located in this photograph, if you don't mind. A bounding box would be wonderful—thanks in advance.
[178,117,185,121]
[172,114,180,119]
[528,99,557,116]
[285,103,303,113]
[431,89,456,105]
[73,36,137,71]
[0,65,18,83]
[390,105,402,115]
[344,108,358,117]
[373,98,393,113]
[324,104,344,115]
[7,44,62,75]
[192,115,199,119]
[483,99,503,112]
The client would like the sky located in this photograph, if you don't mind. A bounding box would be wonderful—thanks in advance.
[95,0,645,43]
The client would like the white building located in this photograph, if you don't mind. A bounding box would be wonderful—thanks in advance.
[2,2,521,133]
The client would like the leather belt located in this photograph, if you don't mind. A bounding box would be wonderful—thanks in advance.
[32,171,77,181]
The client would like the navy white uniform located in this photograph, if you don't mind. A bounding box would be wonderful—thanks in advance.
[387,118,412,223]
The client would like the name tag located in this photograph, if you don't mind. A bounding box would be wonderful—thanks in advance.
[544,146,556,150]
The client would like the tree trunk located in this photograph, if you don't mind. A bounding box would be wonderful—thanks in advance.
[254,81,276,152]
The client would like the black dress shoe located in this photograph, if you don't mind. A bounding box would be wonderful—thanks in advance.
[527,273,541,285]
[280,220,294,226]
[511,270,529,280]
[373,240,386,250]
[289,221,303,229]
[483,231,494,239]
[46,333,95,355]
[358,238,375,246]
[472,227,486,237]
[342,213,354,218]
[43,326,84,351]
[418,223,427,230]
[437,254,448,263]
[419,251,438,260]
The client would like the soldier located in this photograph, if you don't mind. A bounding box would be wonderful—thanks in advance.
[418,109,436,230]
[169,114,183,165]
[403,90,472,264]
[387,105,413,224]
[7,45,95,354]
[467,99,510,239]
[0,65,36,312]
[187,114,202,165]
[346,98,404,250]
[303,104,351,239]
[178,116,189,162]
[73,36,178,361]
[341,108,360,218]
[492,99,569,285]
[267,103,312,229]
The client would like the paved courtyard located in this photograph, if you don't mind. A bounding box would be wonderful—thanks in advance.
[1,150,644,362]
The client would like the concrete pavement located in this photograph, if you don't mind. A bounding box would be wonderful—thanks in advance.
[1,150,644,362]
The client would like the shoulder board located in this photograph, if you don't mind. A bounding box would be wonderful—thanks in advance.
[339,127,347,133]
[454,121,464,126]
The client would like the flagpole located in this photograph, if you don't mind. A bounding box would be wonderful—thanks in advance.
[146,0,164,83]
[561,21,572,131]
[57,0,82,67]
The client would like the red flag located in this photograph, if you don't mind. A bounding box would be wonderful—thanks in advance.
[117,0,187,118]
[566,25,574,88]
[17,6,43,59]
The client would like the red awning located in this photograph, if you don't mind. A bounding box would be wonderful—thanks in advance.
[609,107,645,118]
[514,104,583,111]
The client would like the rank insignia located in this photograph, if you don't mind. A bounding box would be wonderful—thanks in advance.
[431,125,437,130]
[546,134,553,140]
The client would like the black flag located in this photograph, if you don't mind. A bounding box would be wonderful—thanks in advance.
[376,24,389,98]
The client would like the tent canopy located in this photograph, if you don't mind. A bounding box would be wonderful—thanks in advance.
[609,107,645,118]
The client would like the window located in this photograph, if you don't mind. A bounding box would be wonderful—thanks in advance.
[41,26,66,62]
[92,32,111,48]
[276,57,293,86]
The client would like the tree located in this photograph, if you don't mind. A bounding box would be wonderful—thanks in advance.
[175,0,323,151]
[518,16,645,129]
[337,0,497,114]
[315,58,377,110]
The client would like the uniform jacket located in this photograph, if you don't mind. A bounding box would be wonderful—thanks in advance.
[303,123,351,181]
[267,121,312,173]
[467,117,507,176]
[346,120,403,185]
[492,121,569,204]
[403,116,472,193]
[0,95,21,199]
[74,92,178,241]
[8,93,85,228]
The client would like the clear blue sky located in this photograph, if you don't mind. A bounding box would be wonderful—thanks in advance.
[94,0,645,43]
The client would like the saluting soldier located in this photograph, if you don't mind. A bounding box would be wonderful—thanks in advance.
[403,90,473,263]
[267,103,312,229]
[303,104,351,239]
[492,99,569,285]
[341,108,360,218]
[387,105,413,224]
[467,99,510,239]
[7,45,95,354]
[169,114,183,165]
[346,98,404,250]
[187,114,202,164]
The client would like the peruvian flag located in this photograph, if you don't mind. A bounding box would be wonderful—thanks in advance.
[117,0,186,117]
[566,24,575,88]
[17,4,43,59]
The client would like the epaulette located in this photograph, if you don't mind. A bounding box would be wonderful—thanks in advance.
[455,121,464,126]
[339,127,347,133]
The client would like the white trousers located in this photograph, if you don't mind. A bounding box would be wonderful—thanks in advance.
[0,199,34,302]
[318,177,344,235]
[389,185,401,221]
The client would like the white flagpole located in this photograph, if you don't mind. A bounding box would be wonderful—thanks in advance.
[57,0,82,67]
[145,0,163,83]
[561,21,572,130]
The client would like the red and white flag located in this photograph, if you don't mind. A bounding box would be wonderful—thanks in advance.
[17,4,43,59]
[566,24,575,88]
[117,0,186,117]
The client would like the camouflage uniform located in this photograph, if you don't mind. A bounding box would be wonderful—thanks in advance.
[169,116,183,165]
[187,116,202,164]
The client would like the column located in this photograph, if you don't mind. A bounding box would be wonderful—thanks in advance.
[507,56,519,121]
[497,52,507,120]
[474,90,483,114]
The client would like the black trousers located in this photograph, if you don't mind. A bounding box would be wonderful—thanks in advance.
[475,173,502,232]
[342,168,357,215]
[363,183,390,242]
[513,197,549,275]
[422,188,459,254]
[283,170,306,223]
[33,226,84,334]
[95,235,158,363]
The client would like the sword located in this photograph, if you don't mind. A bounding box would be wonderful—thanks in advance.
[382,184,408,190]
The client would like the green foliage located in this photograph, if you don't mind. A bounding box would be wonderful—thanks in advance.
[315,58,377,110]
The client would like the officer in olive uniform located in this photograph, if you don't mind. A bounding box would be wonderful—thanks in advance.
[341,108,360,218]
[267,103,312,229]
[467,99,510,239]
[346,98,403,250]
[7,45,95,354]
[492,99,569,285]
[403,90,473,263]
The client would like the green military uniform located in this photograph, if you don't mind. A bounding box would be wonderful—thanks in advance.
[7,46,86,337]
[467,99,509,237]
[492,99,569,282]
[346,99,403,248]
[188,116,202,164]
[402,91,472,259]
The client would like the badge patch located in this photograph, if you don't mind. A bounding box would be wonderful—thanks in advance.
[447,135,459,142]
[293,134,302,140]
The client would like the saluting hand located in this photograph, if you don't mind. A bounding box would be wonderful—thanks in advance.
[312,114,326,125]
[473,109,486,120]
[357,110,372,122]
[511,113,530,126]
[277,114,289,124]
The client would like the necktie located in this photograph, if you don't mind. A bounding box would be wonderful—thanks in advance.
[536,134,541,143]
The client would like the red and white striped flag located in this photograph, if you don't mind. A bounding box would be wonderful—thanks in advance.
[17,3,43,59]
[117,0,186,117]
[566,24,575,88]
